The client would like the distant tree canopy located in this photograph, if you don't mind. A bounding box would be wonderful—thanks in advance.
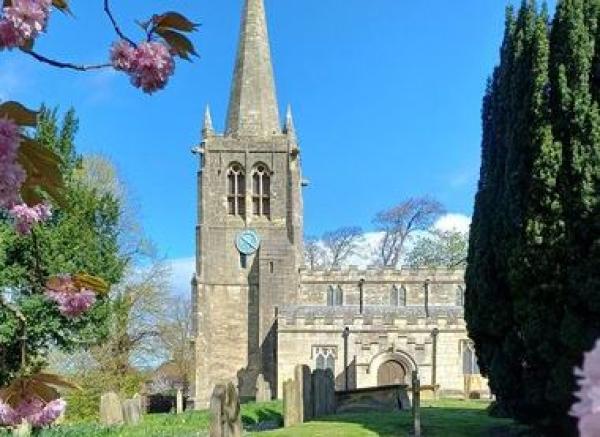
[0,107,127,385]
[465,1,600,434]
[406,230,468,269]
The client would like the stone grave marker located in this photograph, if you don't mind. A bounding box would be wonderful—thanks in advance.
[255,373,272,402]
[209,382,242,437]
[176,388,184,414]
[412,371,421,437]
[100,391,123,426]
[122,398,142,425]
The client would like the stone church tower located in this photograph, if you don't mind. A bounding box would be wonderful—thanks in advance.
[192,0,304,408]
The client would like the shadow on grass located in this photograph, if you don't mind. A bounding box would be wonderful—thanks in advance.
[302,400,535,437]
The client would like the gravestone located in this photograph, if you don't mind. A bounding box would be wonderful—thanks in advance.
[132,393,143,415]
[122,398,142,425]
[13,421,31,437]
[100,391,123,426]
[412,371,421,437]
[295,365,312,422]
[283,378,301,427]
[255,373,272,402]
[209,382,242,437]
[176,388,184,414]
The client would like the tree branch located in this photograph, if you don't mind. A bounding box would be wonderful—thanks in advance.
[103,0,137,47]
[21,48,111,71]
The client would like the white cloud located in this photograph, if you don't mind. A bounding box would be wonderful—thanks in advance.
[434,213,471,233]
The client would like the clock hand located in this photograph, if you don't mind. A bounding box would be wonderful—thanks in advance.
[241,235,257,249]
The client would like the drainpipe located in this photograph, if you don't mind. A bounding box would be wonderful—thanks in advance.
[358,278,365,315]
[431,328,439,388]
[424,279,430,318]
[343,326,350,390]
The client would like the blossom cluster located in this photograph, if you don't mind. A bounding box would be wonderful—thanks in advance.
[110,40,175,93]
[0,118,25,209]
[0,397,65,427]
[0,0,52,50]
[8,203,52,234]
[571,339,600,436]
[45,275,96,318]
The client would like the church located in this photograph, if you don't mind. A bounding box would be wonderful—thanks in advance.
[191,0,484,408]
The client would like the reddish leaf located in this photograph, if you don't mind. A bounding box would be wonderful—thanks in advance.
[17,136,67,208]
[153,11,198,33]
[156,28,198,60]
[51,0,71,13]
[0,101,38,127]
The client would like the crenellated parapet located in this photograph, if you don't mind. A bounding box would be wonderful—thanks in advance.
[299,266,465,284]
[277,305,466,330]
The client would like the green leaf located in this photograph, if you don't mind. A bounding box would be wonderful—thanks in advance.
[153,12,199,33]
[156,28,198,60]
[0,101,38,127]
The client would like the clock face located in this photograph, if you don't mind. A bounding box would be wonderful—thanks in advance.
[235,229,261,255]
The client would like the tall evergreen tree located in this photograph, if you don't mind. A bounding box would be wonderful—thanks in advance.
[0,108,126,385]
[468,0,600,432]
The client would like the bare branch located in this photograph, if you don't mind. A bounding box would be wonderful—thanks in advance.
[322,226,364,268]
[103,0,137,47]
[21,48,111,71]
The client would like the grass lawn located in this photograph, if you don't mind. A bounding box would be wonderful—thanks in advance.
[5,399,531,436]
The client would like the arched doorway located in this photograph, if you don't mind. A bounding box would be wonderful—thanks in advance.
[377,360,406,386]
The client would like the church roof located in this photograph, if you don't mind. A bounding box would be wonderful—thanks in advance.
[225,0,280,138]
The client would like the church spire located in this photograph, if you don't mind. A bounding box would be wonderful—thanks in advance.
[203,105,214,135]
[284,104,296,140]
[225,0,280,137]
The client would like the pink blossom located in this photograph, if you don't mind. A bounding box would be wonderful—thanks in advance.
[130,41,175,93]
[8,203,52,235]
[0,397,65,427]
[45,288,96,318]
[110,39,136,72]
[0,160,26,208]
[0,117,20,159]
[110,40,175,93]
[3,0,52,41]
[571,340,600,436]
[0,19,22,49]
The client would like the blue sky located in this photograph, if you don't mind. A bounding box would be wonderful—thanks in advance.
[1,0,556,266]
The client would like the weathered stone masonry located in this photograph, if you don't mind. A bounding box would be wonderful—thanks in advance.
[192,0,486,409]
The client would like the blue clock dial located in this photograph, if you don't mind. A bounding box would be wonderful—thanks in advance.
[236,230,261,255]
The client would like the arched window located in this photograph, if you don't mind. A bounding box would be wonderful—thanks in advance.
[326,354,335,374]
[227,163,245,217]
[456,286,465,307]
[391,285,407,306]
[334,286,344,306]
[462,341,480,375]
[326,286,334,306]
[316,354,325,370]
[390,286,399,306]
[252,164,271,218]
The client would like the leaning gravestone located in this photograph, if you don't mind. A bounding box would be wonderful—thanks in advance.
[255,373,272,402]
[122,398,142,425]
[100,391,124,426]
[209,382,242,437]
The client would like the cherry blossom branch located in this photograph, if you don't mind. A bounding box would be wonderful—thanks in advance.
[103,0,137,47]
[21,48,111,71]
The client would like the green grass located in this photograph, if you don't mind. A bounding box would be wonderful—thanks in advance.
[4,399,532,436]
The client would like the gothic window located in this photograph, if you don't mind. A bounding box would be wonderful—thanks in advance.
[462,341,480,375]
[334,286,344,306]
[326,286,334,306]
[227,163,245,217]
[390,285,407,306]
[313,346,336,374]
[456,286,465,307]
[252,164,271,218]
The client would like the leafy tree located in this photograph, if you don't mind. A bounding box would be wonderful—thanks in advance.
[405,230,468,268]
[0,108,126,386]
